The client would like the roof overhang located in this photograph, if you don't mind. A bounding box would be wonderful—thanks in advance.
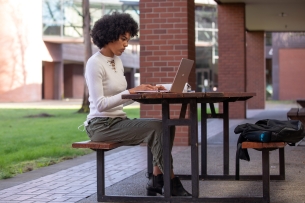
[215,0,305,32]
[43,36,83,44]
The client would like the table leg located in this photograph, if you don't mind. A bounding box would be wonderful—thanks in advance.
[190,99,199,197]
[147,146,153,175]
[209,102,216,116]
[262,149,270,203]
[201,103,207,175]
[179,103,188,118]
[223,101,229,175]
[279,148,285,179]
[161,100,171,198]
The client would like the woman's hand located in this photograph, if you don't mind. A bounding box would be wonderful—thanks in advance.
[128,84,166,94]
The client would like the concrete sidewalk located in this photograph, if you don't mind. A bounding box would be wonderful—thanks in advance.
[0,100,304,203]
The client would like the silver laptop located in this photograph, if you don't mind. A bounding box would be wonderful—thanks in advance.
[135,58,194,93]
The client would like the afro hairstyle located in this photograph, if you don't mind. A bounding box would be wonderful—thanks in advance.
[91,12,139,49]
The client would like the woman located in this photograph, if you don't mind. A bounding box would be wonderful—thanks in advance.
[84,12,190,196]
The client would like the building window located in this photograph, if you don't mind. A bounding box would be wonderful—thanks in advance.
[195,4,218,92]
[42,0,139,38]
[265,32,272,46]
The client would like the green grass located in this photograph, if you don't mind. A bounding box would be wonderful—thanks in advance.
[0,106,217,179]
[0,108,89,179]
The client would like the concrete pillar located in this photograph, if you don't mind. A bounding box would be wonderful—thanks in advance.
[53,62,64,100]
[43,42,64,100]
[43,61,63,100]
[43,62,55,100]
[139,0,195,145]
[130,68,135,88]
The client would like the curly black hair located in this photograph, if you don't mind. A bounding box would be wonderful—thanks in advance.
[91,12,139,49]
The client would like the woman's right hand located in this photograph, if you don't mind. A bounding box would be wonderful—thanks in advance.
[128,84,165,94]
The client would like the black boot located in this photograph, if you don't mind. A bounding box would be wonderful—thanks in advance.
[146,173,164,196]
[171,176,191,196]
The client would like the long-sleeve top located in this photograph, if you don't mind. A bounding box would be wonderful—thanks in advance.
[85,51,131,121]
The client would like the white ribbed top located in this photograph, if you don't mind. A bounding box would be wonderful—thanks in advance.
[85,51,131,121]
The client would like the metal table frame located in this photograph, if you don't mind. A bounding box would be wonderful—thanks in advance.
[95,92,284,202]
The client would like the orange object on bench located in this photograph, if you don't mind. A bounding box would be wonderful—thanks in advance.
[242,141,286,149]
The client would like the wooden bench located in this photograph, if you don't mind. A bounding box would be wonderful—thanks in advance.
[297,100,305,108]
[235,141,286,203]
[72,140,124,150]
[72,140,153,202]
[287,108,305,126]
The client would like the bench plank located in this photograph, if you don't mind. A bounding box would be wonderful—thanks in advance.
[297,108,305,126]
[298,108,305,116]
[287,107,305,126]
[287,108,299,116]
[242,142,286,149]
[72,140,124,150]
[297,100,305,108]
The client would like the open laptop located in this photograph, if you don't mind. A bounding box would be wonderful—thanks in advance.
[135,58,194,93]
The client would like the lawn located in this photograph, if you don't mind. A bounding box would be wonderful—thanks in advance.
[0,105,216,179]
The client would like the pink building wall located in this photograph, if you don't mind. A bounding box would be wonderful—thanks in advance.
[279,49,305,100]
[0,0,42,102]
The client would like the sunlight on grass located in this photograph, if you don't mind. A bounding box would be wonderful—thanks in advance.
[0,108,90,179]
[0,106,217,179]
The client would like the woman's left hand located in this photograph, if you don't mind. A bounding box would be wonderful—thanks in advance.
[128,84,165,94]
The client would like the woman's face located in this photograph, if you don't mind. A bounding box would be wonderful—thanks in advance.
[106,32,131,57]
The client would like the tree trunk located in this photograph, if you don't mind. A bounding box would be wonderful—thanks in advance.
[78,0,92,113]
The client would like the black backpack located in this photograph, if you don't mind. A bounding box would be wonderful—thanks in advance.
[234,119,305,161]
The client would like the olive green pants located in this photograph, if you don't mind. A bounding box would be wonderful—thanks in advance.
[85,117,175,173]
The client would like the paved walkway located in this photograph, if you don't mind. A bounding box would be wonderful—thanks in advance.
[0,100,302,203]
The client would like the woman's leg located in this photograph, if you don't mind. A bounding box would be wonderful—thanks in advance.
[87,118,173,167]
[86,117,165,145]
[86,117,174,169]
[86,117,190,196]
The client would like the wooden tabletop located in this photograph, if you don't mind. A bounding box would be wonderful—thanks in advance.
[122,92,256,104]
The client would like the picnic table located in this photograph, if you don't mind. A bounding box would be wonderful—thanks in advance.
[121,91,259,202]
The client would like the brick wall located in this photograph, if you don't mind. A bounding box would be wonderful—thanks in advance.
[279,49,305,100]
[218,3,246,118]
[139,0,195,145]
[246,31,265,109]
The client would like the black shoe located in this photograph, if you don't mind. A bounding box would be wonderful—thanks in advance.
[171,176,191,196]
[146,173,164,196]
